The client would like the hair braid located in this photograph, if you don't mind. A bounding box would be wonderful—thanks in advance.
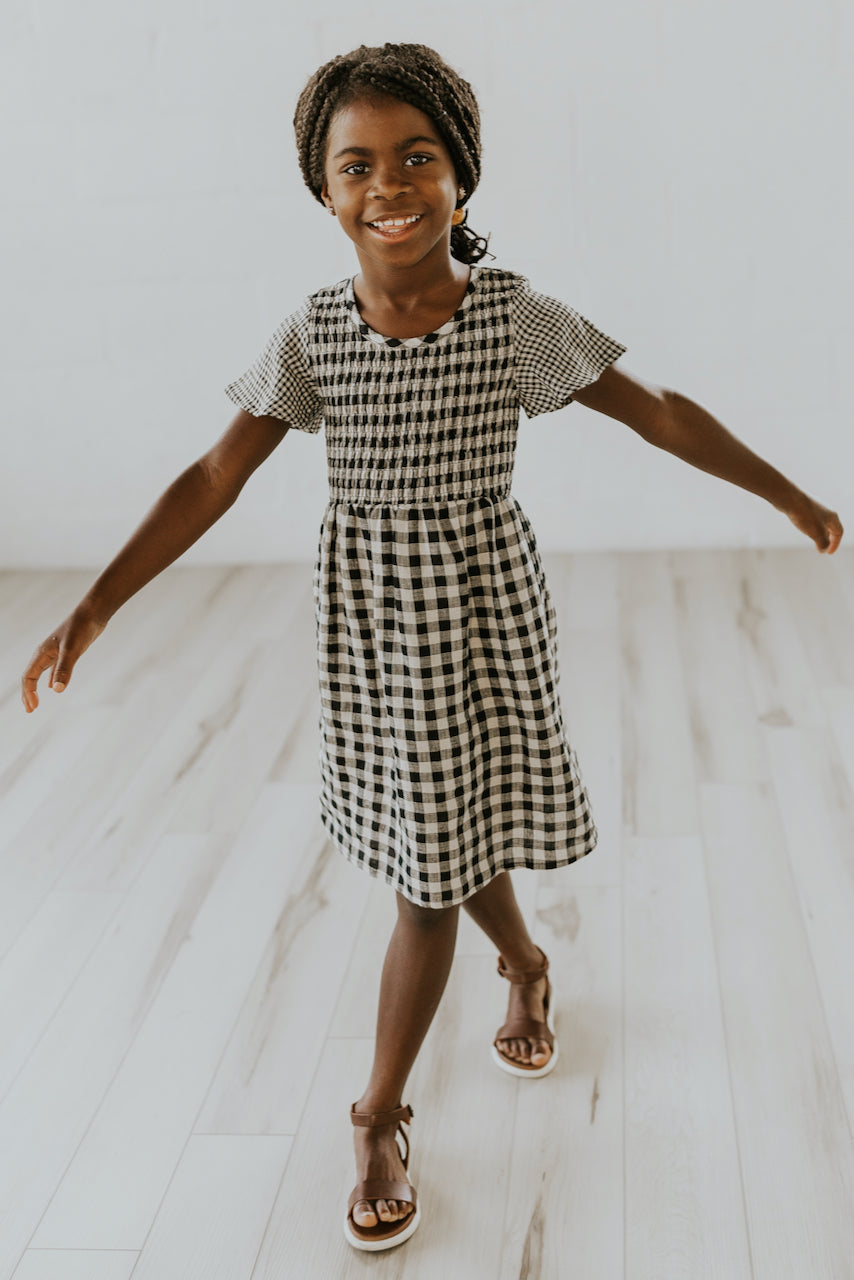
[293,43,493,265]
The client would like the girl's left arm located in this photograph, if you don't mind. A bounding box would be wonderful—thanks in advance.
[573,365,844,553]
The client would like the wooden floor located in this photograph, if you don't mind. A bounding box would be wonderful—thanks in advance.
[2,548,854,1279]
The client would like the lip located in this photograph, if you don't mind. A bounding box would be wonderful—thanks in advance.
[364,213,424,241]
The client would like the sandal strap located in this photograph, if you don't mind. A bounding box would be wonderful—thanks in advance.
[494,1016,554,1049]
[350,1102,413,1128]
[348,1178,417,1213]
[350,1102,413,1168]
[496,944,549,985]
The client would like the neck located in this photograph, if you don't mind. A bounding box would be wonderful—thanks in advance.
[353,244,469,310]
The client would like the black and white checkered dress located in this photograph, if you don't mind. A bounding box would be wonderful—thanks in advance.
[225,266,626,907]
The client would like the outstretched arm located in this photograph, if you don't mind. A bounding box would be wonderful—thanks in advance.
[572,364,844,554]
[21,409,289,711]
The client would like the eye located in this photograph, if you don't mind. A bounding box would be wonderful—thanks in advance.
[340,153,433,177]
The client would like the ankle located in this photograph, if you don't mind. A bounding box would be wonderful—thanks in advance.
[500,942,545,974]
[354,1094,404,1116]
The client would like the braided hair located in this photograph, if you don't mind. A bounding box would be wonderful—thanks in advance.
[294,43,492,265]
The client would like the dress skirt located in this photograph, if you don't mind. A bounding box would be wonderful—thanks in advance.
[313,492,598,907]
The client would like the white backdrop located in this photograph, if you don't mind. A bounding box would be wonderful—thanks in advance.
[2,0,851,567]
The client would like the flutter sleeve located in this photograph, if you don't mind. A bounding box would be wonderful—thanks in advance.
[511,275,627,418]
[224,297,324,433]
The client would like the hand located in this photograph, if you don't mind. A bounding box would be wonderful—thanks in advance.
[784,493,844,554]
[21,604,109,713]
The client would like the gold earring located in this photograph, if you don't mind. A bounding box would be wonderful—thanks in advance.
[451,188,466,226]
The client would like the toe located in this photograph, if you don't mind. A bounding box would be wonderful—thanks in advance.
[531,1039,550,1065]
[353,1199,377,1227]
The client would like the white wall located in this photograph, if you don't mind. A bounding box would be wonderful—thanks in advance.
[2,0,851,568]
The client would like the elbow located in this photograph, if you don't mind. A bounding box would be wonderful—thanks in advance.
[197,456,241,508]
[649,388,683,446]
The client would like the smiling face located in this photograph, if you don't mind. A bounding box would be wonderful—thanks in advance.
[320,93,463,280]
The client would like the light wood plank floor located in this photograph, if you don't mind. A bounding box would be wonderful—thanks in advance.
[2,548,854,1279]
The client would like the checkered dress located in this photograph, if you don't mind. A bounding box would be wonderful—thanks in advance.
[225,266,626,907]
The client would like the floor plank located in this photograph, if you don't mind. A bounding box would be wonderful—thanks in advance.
[624,836,750,1278]
[30,787,315,1248]
[498,883,623,1280]
[130,1134,291,1280]
[620,553,698,835]
[699,782,854,1277]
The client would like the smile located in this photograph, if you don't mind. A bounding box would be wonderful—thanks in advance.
[366,214,423,238]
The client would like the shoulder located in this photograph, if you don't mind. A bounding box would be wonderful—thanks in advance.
[474,267,570,324]
[295,277,351,335]
[263,279,350,349]
[307,276,351,305]
[269,279,351,325]
[473,265,530,302]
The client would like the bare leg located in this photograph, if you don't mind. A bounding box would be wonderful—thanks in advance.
[351,894,460,1228]
[461,871,552,1068]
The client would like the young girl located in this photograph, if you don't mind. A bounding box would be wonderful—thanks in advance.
[21,42,843,1254]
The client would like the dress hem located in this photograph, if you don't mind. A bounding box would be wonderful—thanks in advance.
[319,804,598,909]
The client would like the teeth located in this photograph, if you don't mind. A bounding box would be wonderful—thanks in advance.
[370,215,420,228]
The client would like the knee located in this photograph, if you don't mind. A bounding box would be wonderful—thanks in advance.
[396,894,459,928]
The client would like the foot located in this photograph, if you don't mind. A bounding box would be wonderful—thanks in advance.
[350,1104,414,1229]
[496,949,553,1068]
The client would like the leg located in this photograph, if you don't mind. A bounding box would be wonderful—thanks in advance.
[462,871,552,1068]
[351,893,460,1228]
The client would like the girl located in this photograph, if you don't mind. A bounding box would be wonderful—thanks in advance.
[21,43,843,1254]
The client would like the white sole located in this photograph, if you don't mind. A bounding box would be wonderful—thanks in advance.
[343,1200,421,1251]
[492,977,559,1078]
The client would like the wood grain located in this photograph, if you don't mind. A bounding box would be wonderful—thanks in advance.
[1,550,852,1278]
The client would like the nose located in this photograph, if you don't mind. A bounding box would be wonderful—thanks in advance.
[367,162,413,200]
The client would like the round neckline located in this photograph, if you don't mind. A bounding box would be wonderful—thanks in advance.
[345,267,481,349]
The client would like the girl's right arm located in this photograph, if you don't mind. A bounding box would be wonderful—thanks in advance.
[21,410,289,712]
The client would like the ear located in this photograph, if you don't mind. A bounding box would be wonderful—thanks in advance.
[320,181,331,208]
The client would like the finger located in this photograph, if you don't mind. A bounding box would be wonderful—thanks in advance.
[50,648,73,692]
[21,671,40,712]
[21,647,58,712]
[820,524,839,554]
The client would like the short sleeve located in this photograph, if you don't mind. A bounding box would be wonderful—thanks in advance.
[511,276,627,419]
[224,297,324,433]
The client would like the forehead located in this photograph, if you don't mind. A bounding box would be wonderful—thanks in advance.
[326,94,447,156]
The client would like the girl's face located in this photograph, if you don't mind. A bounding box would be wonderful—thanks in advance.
[321,93,462,277]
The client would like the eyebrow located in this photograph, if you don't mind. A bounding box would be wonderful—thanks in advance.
[331,135,441,160]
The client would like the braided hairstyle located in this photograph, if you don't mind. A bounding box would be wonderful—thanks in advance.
[294,43,492,265]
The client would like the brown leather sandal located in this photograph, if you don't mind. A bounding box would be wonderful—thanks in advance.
[492,943,559,1078]
[344,1102,421,1251]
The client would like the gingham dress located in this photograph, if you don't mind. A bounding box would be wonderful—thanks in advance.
[225,265,626,907]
